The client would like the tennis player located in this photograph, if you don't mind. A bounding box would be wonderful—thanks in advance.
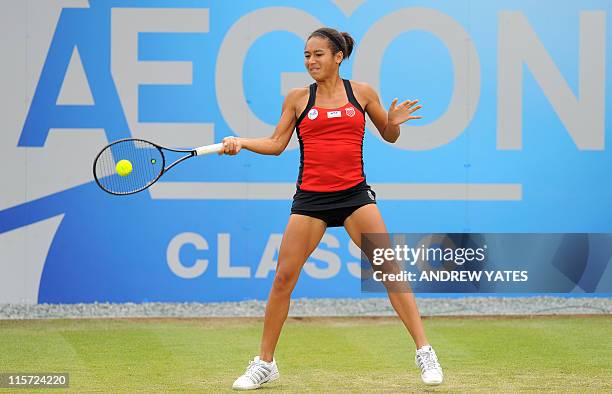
[224,27,444,389]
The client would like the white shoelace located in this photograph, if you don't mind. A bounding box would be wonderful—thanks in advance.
[417,351,440,371]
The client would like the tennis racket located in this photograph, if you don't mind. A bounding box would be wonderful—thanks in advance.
[93,138,223,195]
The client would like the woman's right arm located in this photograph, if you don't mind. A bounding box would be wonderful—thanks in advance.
[221,89,301,156]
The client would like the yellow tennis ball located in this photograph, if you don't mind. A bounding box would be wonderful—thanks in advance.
[116,159,133,176]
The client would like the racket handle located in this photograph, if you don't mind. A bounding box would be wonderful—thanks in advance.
[195,143,224,156]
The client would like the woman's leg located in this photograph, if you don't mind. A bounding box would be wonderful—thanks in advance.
[343,204,429,348]
[259,214,327,362]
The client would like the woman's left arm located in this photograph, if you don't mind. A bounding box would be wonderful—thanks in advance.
[358,83,422,143]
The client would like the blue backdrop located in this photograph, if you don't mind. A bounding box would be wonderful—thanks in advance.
[1,0,610,303]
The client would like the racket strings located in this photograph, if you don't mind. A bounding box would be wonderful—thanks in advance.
[94,140,164,194]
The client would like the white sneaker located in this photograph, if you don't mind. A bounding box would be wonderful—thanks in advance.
[232,356,279,390]
[415,345,443,385]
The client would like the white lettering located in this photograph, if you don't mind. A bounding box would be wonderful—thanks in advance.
[167,232,209,279]
[216,7,321,149]
[218,233,250,278]
[111,8,214,147]
[353,7,480,150]
[497,11,605,150]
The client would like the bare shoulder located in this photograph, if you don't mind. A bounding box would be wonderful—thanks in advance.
[284,87,309,106]
[348,80,379,107]
[285,86,311,117]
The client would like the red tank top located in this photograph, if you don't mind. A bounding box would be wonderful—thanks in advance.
[295,80,366,192]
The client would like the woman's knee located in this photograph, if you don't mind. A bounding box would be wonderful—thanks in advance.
[272,270,299,294]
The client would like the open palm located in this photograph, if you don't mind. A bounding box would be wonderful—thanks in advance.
[388,98,422,126]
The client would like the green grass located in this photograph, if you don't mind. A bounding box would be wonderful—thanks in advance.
[0,316,610,392]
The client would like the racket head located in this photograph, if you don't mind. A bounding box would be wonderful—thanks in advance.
[93,138,165,195]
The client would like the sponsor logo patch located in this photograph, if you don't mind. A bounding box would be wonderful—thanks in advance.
[327,110,341,118]
[308,108,318,120]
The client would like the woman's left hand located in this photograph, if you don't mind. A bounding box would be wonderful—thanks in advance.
[387,98,422,126]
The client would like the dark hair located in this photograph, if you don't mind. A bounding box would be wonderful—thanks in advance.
[308,27,354,62]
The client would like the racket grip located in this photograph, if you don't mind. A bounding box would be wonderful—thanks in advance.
[195,143,224,156]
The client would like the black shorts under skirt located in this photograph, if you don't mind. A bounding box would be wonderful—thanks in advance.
[290,180,377,227]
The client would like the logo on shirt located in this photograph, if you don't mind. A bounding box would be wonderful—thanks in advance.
[327,110,341,118]
[345,107,356,117]
[308,108,318,120]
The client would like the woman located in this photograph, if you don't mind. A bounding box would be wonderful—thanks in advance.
[224,27,444,390]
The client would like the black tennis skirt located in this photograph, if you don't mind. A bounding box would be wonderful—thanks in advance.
[290,180,377,226]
